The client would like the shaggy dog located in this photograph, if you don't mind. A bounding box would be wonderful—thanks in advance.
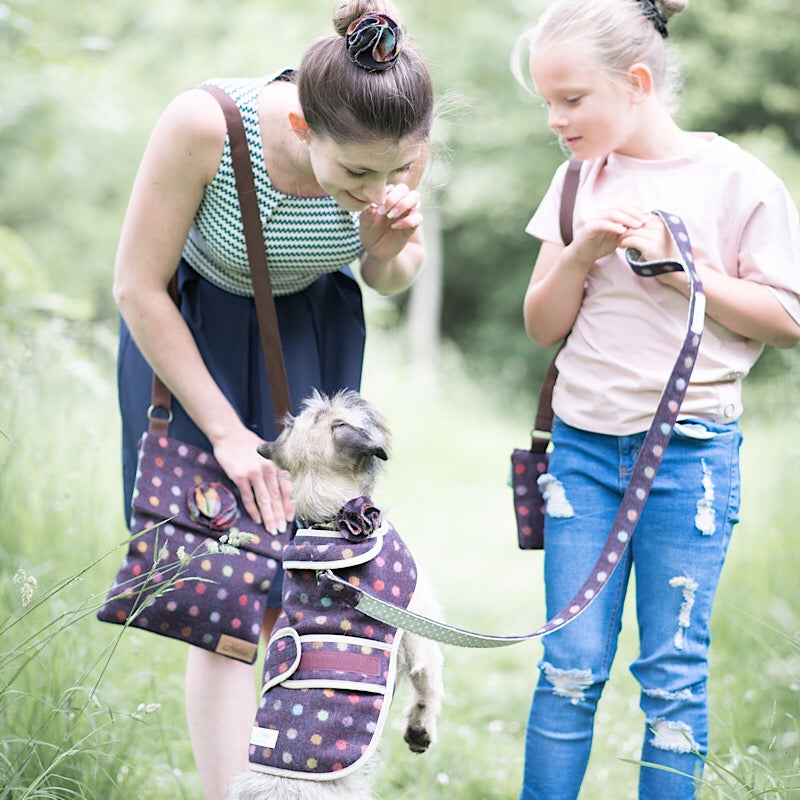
[227,390,444,800]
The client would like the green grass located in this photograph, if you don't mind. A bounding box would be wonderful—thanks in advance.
[1,317,799,798]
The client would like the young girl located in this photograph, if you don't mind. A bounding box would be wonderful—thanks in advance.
[511,1,800,797]
[112,2,433,797]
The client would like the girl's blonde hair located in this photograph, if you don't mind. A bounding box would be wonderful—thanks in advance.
[299,0,434,143]
[511,0,689,113]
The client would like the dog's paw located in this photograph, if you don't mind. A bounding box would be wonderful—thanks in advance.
[403,724,432,753]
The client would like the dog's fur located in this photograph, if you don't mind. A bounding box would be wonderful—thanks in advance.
[228,390,444,800]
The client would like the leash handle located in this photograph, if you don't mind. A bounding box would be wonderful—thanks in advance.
[324,211,705,648]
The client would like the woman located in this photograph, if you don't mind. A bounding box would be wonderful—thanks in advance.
[112,2,435,796]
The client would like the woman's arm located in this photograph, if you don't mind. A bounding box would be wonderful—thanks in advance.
[359,228,424,295]
[112,88,293,531]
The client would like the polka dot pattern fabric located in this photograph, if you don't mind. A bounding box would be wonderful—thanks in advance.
[510,448,548,549]
[97,433,291,663]
[248,523,417,779]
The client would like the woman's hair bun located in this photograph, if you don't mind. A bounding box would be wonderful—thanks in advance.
[332,0,404,38]
[300,0,432,142]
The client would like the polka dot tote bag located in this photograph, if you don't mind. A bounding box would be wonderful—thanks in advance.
[97,432,291,663]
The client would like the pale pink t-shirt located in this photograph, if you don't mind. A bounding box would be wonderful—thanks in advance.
[526,134,800,435]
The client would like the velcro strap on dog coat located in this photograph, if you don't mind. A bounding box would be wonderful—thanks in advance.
[261,629,392,695]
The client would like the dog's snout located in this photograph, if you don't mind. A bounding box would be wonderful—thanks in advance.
[257,442,273,460]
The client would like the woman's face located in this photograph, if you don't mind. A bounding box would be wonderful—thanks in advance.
[306,133,425,212]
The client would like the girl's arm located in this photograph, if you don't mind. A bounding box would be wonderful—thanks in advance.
[523,241,589,346]
[524,206,651,346]
[622,215,800,348]
[112,89,293,531]
[654,266,800,348]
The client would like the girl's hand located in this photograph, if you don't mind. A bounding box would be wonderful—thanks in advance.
[619,213,681,264]
[569,206,650,268]
[212,427,295,533]
[358,183,422,264]
[620,214,687,291]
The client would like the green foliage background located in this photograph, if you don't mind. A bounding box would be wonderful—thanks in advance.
[2,0,800,797]
[3,0,799,399]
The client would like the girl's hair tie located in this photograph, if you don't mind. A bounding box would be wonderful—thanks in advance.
[637,0,669,38]
[345,13,403,72]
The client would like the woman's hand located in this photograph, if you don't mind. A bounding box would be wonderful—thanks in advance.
[211,426,295,533]
[358,183,422,263]
[358,182,425,295]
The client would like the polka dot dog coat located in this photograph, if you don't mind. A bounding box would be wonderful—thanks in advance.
[248,502,417,780]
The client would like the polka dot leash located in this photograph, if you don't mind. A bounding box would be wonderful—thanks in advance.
[322,211,706,648]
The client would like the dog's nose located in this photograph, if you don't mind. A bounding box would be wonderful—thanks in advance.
[257,442,273,460]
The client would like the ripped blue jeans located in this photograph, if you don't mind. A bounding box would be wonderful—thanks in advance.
[520,416,742,800]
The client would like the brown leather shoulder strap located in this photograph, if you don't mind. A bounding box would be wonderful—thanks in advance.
[147,274,180,436]
[532,157,581,449]
[200,83,292,428]
[148,85,293,436]
[559,157,581,246]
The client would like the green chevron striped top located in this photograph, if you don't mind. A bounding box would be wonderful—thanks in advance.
[182,71,364,297]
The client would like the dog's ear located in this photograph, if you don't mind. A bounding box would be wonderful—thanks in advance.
[333,423,389,464]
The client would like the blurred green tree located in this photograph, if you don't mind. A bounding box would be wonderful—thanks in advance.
[428,0,800,405]
[1,0,798,406]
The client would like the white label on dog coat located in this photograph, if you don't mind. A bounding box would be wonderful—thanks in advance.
[251,726,279,749]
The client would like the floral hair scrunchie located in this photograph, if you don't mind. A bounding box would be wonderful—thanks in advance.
[345,13,403,72]
[336,496,383,541]
[637,0,668,37]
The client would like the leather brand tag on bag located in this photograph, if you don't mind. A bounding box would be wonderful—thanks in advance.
[216,634,258,662]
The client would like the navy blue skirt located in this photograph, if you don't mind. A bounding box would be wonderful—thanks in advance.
[117,259,366,522]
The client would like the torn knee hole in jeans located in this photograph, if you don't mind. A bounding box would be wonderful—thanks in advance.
[537,474,575,518]
[647,718,699,753]
[642,686,694,702]
[695,458,716,536]
[669,575,698,650]
[541,662,593,704]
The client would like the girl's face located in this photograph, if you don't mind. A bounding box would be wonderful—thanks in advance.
[306,133,424,213]
[531,42,641,159]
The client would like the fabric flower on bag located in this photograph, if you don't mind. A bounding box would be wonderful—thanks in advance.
[345,13,403,72]
[336,496,382,541]
[187,481,240,531]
